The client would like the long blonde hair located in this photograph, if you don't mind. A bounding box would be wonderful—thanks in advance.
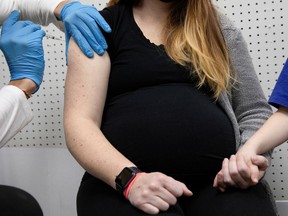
[107,0,233,99]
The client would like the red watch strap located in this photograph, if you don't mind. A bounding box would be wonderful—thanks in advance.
[124,172,144,199]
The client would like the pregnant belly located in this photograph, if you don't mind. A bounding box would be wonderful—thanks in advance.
[101,83,235,187]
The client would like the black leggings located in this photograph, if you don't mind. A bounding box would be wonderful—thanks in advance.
[0,185,43,216]
[77,173,277,216]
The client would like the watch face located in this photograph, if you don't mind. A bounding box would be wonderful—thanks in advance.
[119,167,136,187]
[115,167,141,193]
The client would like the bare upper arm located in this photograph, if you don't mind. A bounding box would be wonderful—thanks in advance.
[64,38,111,127]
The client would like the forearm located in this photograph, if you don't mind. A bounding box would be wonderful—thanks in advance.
[244,107,288,155]
[0,0,69,26]
[64,117,135,188]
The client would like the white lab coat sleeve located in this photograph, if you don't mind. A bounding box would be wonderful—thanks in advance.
[0,85,33,148]
[0,0,70,28]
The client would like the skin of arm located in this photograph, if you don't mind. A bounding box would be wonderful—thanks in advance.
[9,79,37,99]
[243,106,288,154]
[64,39,192,215]
[64,39,132,188]
[214,107,288,191]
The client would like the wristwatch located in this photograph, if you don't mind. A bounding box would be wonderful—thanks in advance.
[115,166,142,194]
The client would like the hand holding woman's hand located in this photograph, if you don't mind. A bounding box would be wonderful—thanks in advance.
[213,147,269,192]
[127,172,192,215]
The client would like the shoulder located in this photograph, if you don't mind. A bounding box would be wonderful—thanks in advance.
[218,12,238,32]
[217,12,243,42]
[100,4,128,25]
[217,12,248,53]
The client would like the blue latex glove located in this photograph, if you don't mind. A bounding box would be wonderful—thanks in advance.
[0,11,46,93]
[60,1,111,59]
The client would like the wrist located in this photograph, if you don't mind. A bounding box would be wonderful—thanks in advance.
[115,167,142,195]
[124,172,144,199]
[9,79,37,99]
[243,139,262,155]
[54,0,74,20]
[238,142,258,157]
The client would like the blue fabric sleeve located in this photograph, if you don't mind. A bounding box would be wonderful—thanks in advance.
[269,58,288,108]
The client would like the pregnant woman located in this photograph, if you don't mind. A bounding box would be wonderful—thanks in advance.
[64,0,277,215]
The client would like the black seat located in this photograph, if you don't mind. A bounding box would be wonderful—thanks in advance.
[0,185,43,216]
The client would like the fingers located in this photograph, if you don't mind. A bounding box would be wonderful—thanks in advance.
[140,203,161,215]
[128,172,192,214]
[143,191,171,212]
[213,158,234,191]
[213,171,226,192]
[133,187,171,214]
[82,20,107,55]
[163,177,193,197]
[251,155,269,182]
[2,11,35,31]
[75,12,108,55]
[234,154,268,186]
[214,153,269,192]
[14,23,42,36]
[221,157,237,186]
[68,25,94,58]
[1,10,20,32]
[61,3,109,57]
[249,164,260,184]
[229,155,251,188]
[251,155,269,170]
[88,7,112,33]
[2,13,39,37]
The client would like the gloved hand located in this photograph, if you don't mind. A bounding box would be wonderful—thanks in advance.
[60,1,111,59]
[0,11,46,93]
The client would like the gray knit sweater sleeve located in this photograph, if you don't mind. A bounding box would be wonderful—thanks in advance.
[219,14,273,153]
[217,14,277,214]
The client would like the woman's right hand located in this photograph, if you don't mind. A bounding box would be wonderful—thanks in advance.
[127,172,193,215]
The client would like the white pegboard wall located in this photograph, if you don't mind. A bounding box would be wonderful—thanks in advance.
[0,0,287,201]
[215,0,287,98]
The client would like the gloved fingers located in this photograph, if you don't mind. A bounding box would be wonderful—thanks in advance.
[0,22,42,51]
[1,10,21,33]
[87,7,111,33]
[69,25,94,58]
[79,13,108,52]
[25,29,46,44]
[36,29,46,39]
[60,1,111,33]
[73,16,106,56]
[15,20,35,28]
[60,1,110,57]
[65,12,106,56]
[13,22,42,36]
